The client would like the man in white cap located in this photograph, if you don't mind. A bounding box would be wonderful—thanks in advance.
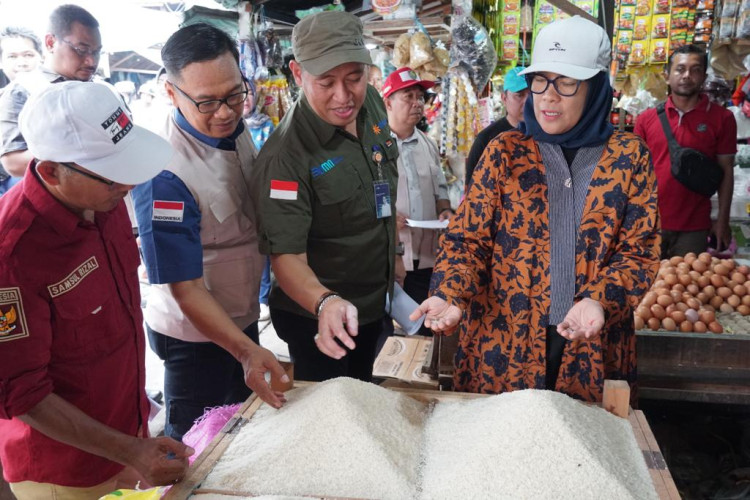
[253,10,399,382]
[0,81,193,499]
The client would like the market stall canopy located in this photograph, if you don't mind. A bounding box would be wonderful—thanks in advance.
[109,49,163,74]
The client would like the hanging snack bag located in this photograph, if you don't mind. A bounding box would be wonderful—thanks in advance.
[409,31,434,68]
[634,17,650,39]
[636,0,650,16]
[652,15,670,38]
[629,41,648,65]
[393,33,411,67]
[503,13,520,35]
[650,39,668,63]
[654,0,670,14]
[619,6,636,29]
[737,0,750,38]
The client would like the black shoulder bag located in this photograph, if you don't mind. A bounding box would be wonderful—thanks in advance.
[656,103,724,197]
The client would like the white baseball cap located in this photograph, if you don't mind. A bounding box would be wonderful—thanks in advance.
[19,81,173,185]
[519,16,611,80]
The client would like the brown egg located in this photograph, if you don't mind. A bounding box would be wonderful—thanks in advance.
[650,304,667,319]
[732,272,747,285]
[675,302,689,312]
[654,280,667,289]
[710,296,724,309]
[686,297,702,310]
[708,321,724,333]
[734,285,748,297]
[634,315,645,330]
[710,274,726,288]
[669,256,683,265]
[737,305,750,316]
[684,253,697,265]
[661,317,677,331]
[682,292,693,303]
[661,258,670,266]
[714,264,730,277]
[737,265,750,275]
[723,259,736,271]
[641,292,657,307]
[728,295,741,308]
[720,303,735,313]
[693,321,708,333]
[712,257,720,265]
[702,304,716,313]
[656,294,674,307]
[686,284,700,296]
[670,310,687,323]
[636,306,652,319]
[677,262,691,272]
[703,285,716,298]
[697,276,710,288]
[699,309,715,324]
[688,270,702,282]
[728,280,739,290]
[691,260,707,273]
[743,295,750,307]
[717,287,733,299]
[664,274,679,286]
[647,317,661,330]
[696,292,709,304]
[672,283,686,293]
[703,270,713,277]
[670,290,683,303]
[698,252,713,263]
[679,320,693,332]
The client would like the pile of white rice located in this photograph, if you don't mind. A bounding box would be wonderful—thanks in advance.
[201,378,657,500]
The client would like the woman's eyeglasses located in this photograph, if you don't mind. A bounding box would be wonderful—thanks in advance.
[527,74,583,97]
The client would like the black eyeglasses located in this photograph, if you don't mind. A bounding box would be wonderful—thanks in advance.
[169,80,249,114]
[527,74,583,97]
[58,38,102,58]
[61,162,114,186]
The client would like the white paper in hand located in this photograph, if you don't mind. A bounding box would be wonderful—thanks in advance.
[385,283,425,335]
[406,218,449,229]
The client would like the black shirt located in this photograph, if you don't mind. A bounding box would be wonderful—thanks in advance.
[465,117,514,188]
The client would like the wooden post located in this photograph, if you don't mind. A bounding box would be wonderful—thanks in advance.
[602,379,630,418]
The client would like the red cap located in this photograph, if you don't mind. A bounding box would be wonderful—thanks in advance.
[381,67,436,99]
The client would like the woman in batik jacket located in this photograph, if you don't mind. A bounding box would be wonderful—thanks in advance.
[411,16,660,403]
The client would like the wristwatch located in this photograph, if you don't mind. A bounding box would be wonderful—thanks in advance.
[395,242,405,255]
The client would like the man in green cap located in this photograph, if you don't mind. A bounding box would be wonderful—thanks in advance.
[253,10,399,382]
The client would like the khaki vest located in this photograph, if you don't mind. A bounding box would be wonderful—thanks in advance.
[144,114,263,342]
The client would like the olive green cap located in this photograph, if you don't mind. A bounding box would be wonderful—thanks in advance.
[292,11,372,76]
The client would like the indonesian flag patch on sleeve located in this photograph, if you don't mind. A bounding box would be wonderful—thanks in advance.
[270,180,298,201]
[152,200,185,222]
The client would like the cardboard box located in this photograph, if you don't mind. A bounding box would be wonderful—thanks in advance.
[373,335,438,387]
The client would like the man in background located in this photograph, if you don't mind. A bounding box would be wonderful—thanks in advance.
[465,66,529,189]
[635,44,736,257]
[0,4,100,180]
[0,26,43,88]
[383,67,451,335]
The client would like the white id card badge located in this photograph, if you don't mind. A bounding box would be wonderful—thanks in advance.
[374,180,391,219]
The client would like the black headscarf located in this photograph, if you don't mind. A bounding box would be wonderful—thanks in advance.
[518,72,614,148]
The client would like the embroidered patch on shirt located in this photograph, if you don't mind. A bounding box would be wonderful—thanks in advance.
[310,157,343,178]
[0,287,30,342]
[152,200,185,222]
[47,257,99,298]
[270,180,298,200]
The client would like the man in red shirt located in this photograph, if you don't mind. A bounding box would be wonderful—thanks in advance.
[635,44,736,257]
[0,81,193,499]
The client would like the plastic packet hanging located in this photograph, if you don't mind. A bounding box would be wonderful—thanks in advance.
[449,15,497,91]
[409,31,434,68]
[393,33,411,67]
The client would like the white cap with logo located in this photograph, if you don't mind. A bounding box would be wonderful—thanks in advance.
[19,81,173,185]
[519,16,611,81]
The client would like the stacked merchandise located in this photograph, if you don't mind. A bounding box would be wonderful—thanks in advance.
[610,0,717,82]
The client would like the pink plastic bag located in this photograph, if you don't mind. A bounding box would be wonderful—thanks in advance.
[182,403,241,464]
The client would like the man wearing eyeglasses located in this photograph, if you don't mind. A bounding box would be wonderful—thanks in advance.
[382,67,451,336]
[0,5,101,183]
[0,81,195,499]
[131,23,288,442]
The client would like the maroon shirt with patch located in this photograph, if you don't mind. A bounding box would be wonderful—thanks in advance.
[634,94,737,232]
[0,164,149,486]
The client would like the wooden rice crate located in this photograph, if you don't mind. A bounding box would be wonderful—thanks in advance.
[165,383,680,500]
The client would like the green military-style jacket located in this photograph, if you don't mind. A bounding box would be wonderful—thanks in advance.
[253,85,398,324]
